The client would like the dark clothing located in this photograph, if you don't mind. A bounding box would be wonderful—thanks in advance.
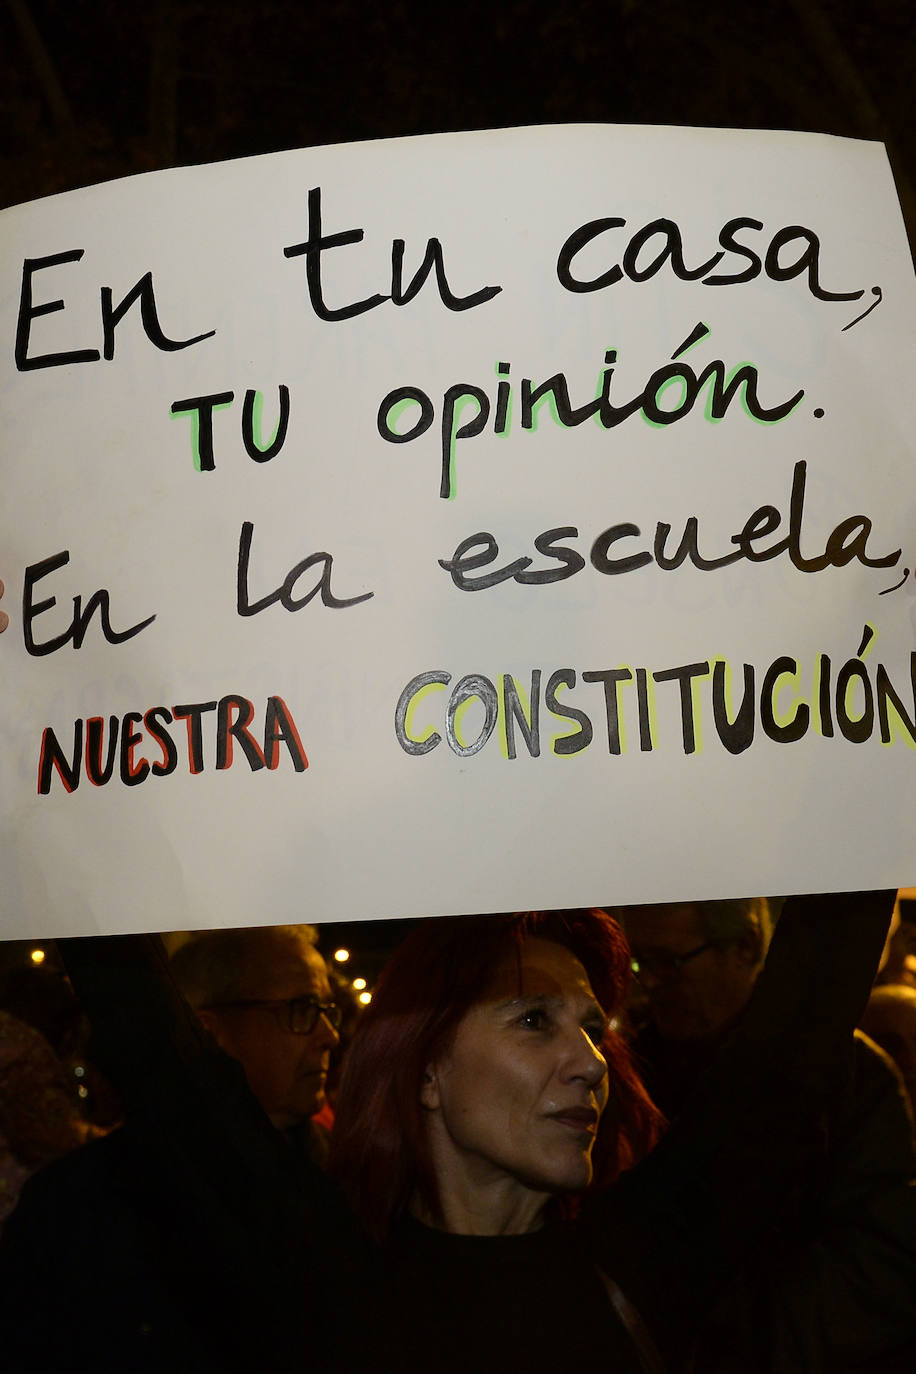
[0,1126,221,1372]
[0,1110,336,1368]
[633,1008,916,1371]
[388,1216,646,1373]
[0,1101,343,1373]
[631,1017,734,1121]
[0,896,909,1373]
[734,1032,916,1374]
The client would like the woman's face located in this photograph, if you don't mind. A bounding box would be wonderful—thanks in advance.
[421,938,611,1220]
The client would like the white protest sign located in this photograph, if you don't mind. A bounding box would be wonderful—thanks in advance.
[1,125,914,939]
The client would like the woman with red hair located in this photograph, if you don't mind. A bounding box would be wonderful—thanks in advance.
[329,907,669,1369]
[330,909,662,1239]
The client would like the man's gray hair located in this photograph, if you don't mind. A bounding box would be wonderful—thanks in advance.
[169,924,319,1009]
[693,898,773,966]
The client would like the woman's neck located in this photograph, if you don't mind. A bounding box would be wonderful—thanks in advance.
[410,1167,550,1237]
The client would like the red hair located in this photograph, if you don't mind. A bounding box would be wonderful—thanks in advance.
[329,909,663,1242]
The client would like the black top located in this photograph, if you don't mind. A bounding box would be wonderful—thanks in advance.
[386,1215,645,1373]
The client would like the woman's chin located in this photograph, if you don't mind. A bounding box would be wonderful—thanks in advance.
[528,1147,595,1196]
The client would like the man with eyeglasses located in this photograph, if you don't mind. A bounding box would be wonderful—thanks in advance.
[170,924,341,1158]
[622,898,916,1372]
[622,899,770,1117]
[0,923,344,1373]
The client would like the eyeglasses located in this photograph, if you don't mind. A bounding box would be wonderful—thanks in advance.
[630,940,718,980]
[204,995,342,1035]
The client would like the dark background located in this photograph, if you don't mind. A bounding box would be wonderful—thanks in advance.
[1,0,913,248]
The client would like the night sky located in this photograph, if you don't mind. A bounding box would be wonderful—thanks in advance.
[1,0,913,246]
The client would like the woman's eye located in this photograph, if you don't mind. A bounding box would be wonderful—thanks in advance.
[584,1020,608,1045]
[518,1007,549,1030]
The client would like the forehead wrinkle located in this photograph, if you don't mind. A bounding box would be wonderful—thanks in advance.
[491,992,555,1012]
[481,937,604,1010]
[251,947,328,1002]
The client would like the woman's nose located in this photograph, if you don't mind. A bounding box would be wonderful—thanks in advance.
[562,1026,608,1086]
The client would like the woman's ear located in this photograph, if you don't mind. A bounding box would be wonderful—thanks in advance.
[420,1062,441,1111]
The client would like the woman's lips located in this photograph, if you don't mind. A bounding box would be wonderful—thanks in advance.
[549,1106,599,1133]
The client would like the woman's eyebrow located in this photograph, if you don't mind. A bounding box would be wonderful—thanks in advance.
[492,993,607,1020]
[492,993,551,1011]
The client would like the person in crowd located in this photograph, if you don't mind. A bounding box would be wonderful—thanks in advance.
[622,897,916,1372]
[621,898,772,1117]
[0,957,117,1231]
[0,924,341,1371]
[860,983,916,1126]
[0,1009,95,1233]
[0,961,122,1131]
[315,963,363,1128]
[169,924,340,1163]
[1,893,905,1374]
[877,898,916,989]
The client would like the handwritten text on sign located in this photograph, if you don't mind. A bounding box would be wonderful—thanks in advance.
[1,125,914,938]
